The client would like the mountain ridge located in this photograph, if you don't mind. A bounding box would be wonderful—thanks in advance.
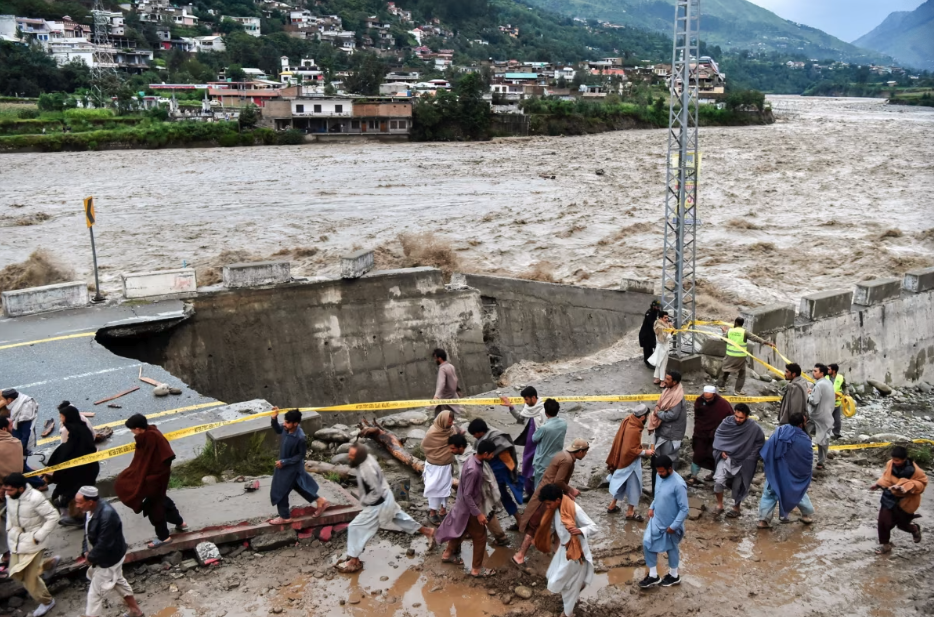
[853,0,934,70]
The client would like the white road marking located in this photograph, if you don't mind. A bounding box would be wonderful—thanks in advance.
[13,363,143,389]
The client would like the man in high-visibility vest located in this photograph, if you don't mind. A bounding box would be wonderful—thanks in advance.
[717,317,776,396]
[827,363,845,440]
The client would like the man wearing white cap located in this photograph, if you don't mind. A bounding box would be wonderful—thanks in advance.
[74,486,144,617]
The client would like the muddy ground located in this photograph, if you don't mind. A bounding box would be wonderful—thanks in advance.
[23,356,933,617]
[2,97,932,315]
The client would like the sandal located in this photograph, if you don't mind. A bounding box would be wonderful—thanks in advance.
[626,513,645,522]
[714,507,724,517]
[756,521,770,529]
[686,477,701,486]
[493,536,511,547]
[470,568,496,578]
[874,544,892,555]
[175,523,189,532]
[726,510,741,519]
[441,555,464,565]
[607,506,621,514]
[815,464,825,471]
[147,538,172,549]
[335,560,364,574]
[510,555,525,569]
[912,525,922,543]
[312,499,330,518]
[267,517,292,525]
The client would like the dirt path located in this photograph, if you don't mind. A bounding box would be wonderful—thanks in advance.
[2,97,932,315]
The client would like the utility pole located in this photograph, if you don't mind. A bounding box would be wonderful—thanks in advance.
[84,197,104,302]
[90,0,121,109]
[661,0,701,358]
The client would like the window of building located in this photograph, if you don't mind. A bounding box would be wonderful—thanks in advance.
[368,120,378,130]
[295,104,304,113]
[398,120,407,129]
[389,121,398,129]
[313,104,321,113]
[351,120,360,129]
[335,105,343,113]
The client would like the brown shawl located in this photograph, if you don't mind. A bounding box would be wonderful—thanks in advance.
[647,382,684,432]
[876,459,928,514]
[533,496,583,561]
[606,413,646,472]
[114,426,176,513]
[421,410,455,466]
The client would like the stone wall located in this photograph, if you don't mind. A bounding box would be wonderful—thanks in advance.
[462,273,655,378]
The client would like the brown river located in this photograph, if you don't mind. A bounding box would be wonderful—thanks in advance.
[2,96,932,314]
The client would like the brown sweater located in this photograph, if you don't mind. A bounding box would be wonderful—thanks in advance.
[876,460,928,514]
[519,450,576,533]
[0,430,24,479]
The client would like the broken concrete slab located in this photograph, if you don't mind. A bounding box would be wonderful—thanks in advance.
[223,261,291,288]
[741,303,796,334]
[207,408,320,456]
[667,354,702,375]
[853,278,901,306]
[799,290,853,321]
[341,249,375,279]
[122,268,197,299]
[903,266,934,293]
[619,278,655,295]
[252,530,296,552]
[1,281,89,318]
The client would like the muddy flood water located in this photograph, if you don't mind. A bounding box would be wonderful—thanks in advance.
[1,96,932,313]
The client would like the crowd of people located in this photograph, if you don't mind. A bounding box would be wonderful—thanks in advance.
[0,328,929,617]
[333,342,929,617]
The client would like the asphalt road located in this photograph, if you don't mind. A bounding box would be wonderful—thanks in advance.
[0,300,232,478]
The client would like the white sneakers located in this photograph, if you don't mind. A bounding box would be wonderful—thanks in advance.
[33,599,55,617]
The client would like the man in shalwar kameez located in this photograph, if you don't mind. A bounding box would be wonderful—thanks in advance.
[640,454,689,589]
[712,404,765,518]
[337,444,435,573]
[267,409,328,524]
[605,405,652,519]
[537,483,598,617]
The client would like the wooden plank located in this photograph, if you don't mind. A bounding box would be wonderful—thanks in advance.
[94,386,140,405]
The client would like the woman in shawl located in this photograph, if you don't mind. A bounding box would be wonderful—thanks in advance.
[420,410,460,525]
[605,405,652,519]
[44,402,99,527]
[639,300,661,367]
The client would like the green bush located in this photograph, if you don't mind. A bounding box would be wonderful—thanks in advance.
[218,132,240,147]
[277,129,304,145]
[17,108,39,119]
[64,108,115,121]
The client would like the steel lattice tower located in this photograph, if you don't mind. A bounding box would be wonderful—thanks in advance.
[91,0,120,107]
[661,0,700,356]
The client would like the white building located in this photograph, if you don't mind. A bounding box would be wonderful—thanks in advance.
[223,16,261,37]
[194,35,225,52]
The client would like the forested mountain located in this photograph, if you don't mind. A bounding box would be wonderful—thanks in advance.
[853,0,934,71]
[521,0,890,63]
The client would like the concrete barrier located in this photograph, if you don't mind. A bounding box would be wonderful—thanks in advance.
[1,281,88,317]
[122,268,197,300]
[741,303,796,334]
[619,278,656,295]
[207,409,322,456]
[904,266,934,293]
[853,278,901,306]
[223,261,290,288]
[799,290,852,321]
[341,249,374,279]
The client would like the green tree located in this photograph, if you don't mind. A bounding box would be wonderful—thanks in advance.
[227,64,247,82]
[219,18,246,35]
[238,104,259,130]
[344,52,386,95]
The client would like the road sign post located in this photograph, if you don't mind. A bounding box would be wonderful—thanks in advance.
[84,196,104,302]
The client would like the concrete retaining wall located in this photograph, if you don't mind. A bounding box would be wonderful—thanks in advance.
[103,268,493,425]
[1,281,88,317]
[122,268,197,299]
[703,271,934,387]
[223,261,290,288]
[463,273,654,378]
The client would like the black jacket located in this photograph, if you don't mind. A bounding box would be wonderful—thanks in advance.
[82,500,128,568]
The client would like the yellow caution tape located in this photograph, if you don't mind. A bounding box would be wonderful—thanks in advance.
[26,408,277,478]
[37,401,227,446]
[828,439,934,452]
[27,392,780,477]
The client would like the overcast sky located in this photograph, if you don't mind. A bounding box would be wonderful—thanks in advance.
[746,0,925,42]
